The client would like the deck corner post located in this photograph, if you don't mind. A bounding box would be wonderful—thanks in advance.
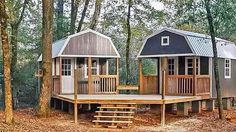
[74,69,78,124]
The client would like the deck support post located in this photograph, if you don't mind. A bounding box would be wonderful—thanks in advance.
[74,69,78,124]
[138,59,143,94]
[88,57,92,94]
[206,99,215,111]
[192,101,201,113]
[161,57,168,126]
[177,102,189,116]
[150,104,161,115]
[223,98,232,110]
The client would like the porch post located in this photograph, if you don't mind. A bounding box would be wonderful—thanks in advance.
[116,58,119,85]
[74,69,78,123]
[88,57,93,94]
[161,57,168,126]
[138,59,143,94]
[193,57,197,96]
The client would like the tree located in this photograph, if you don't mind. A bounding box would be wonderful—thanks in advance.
[125,0,132,84]
[38,0,53,117]
[204,0,224,119]
[0,0,14,124]
[77,0,90,32]
[56,0,64,39]
[70,0,80,34]
[10,0,28,77]
[89,0,102,30]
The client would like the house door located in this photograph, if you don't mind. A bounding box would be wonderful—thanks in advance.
[185,57,200,75]
[61,58,74,93]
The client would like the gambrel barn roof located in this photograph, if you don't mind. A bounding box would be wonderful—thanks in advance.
[38,29,120,61]
[137,28,236,59]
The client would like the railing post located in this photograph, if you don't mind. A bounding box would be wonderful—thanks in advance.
[193,57,197,96]
[88,57,93,94]
[161,57,168,126]
[116,58,119,92]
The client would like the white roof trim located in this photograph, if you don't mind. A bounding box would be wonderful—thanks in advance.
[57,29,120,57]
[138,53,195,58]
[60,55,120,58]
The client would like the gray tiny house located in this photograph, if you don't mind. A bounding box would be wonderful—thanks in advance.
[137,28,236,98]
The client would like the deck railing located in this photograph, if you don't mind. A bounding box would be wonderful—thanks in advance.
[167,75,194,96]
[92,75,118,94]
[196,75,210,95]
[140,75,158,94]
[167,75,210,96]
[78,81,88,94]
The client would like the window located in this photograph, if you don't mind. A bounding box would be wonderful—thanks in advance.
[62,59,71,76]
[161,36,169,46]
[85,58,99,78]
[225,59,231,78]
[168,59,175,75]
[186,58,200,75]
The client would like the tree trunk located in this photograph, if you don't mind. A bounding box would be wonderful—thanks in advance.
[0,0,14,124]
[56,0,64,39]
[70,0,80,34]
[10,0,28,77]
[125,0,132,84]
[10,24,18,77]
[204,0,224,119]
[38,0,53,117]
[77,0,90,32]
[89,0,102,30]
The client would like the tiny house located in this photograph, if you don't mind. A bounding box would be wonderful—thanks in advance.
[137,28,236,98]
[37,29,120,95]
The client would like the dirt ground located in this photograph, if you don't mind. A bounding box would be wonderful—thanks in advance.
[0,107,236,132]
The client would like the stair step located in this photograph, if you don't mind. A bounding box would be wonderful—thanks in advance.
[94,115,134,118]
[95,111,134,114]
[93,120,133,124]
[98,107,136,109]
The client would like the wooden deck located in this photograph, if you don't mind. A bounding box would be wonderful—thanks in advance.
[53,94,208,104]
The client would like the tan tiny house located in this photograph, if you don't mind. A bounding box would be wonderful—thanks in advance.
[37,29,121,95]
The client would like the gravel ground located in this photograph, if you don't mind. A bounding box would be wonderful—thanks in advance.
[0,108,236,132]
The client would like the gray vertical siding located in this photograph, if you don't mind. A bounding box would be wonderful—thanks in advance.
[140,31,193,56]
[212,58,236,97]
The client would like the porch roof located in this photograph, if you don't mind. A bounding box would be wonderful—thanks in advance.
[37,29,121,62]
[137,28,236,59]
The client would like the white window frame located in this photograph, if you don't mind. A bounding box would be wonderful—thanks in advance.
[84,58,99,78]
[225,59,231,79]
[161,36,169,46]
[62,58,71,76]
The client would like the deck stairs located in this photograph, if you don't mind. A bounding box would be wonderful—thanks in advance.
[93,103,137,128]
